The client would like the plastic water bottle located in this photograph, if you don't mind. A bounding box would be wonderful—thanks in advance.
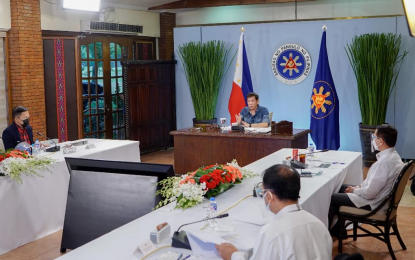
[307,143,315,167]
[33,140,40,156]
[308,143,315,153]
[209,197,218,228]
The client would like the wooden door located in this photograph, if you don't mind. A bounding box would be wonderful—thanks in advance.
[79,37,132,139]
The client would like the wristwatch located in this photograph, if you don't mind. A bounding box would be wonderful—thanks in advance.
[249,123,252,127]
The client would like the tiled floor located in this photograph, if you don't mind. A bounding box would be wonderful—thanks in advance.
[1,149,414,260]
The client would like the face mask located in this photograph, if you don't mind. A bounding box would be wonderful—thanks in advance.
[372,138,379,152]
[22,119,29,128]
[263,190,272,212]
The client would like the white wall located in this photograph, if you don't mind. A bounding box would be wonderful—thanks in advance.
[40,1,160,37]
[0,0,11,31]
[176,0,405,26]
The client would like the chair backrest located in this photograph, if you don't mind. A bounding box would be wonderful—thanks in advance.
[269,111,273,124]
[0,138,4,151]
[385,160,414,218]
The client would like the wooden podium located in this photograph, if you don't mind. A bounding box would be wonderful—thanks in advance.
[171,128,310,174]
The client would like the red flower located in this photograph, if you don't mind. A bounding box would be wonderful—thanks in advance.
[206,181,216,189]
[203,165,215,170]
[223,172,232,183]
[212,169,224,175]
[210,172,222,185]
[199,173,220,190]
[200,175,211,183]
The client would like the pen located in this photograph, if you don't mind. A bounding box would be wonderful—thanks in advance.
[177,253,183,260]
[182,255,191,260]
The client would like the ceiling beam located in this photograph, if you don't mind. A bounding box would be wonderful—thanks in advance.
[149,0,311,10]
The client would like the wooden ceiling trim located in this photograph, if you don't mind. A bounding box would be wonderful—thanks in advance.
[149,0,311,10]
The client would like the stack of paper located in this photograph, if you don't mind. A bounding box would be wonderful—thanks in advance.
[244,127,271,133]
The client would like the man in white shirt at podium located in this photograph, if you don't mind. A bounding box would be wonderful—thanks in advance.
[216,164,332,260]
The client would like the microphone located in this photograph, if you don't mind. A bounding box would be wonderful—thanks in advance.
[290,149,329,169]
[172,213,229,250]
[36,132,60,152]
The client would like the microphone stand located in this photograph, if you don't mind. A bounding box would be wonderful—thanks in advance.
[172,213,229,250]
[36,132,60,152]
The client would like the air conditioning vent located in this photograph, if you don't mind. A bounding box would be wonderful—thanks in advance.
[81,21,143,35]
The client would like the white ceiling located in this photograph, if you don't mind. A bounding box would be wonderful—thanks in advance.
[101,0,177,9]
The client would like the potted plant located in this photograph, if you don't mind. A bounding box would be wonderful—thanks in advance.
[346,33,407,166]
[178,40,234,127]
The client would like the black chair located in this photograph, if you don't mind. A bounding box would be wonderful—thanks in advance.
[334,253,364,260]
[337,160,414,260]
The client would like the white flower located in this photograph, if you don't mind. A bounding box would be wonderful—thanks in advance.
[0,156,56,184]
[171,181,207,205]
[227,159,259,178]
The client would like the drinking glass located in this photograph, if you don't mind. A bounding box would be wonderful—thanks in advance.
[202,206,211,228]
[299,152,306,163]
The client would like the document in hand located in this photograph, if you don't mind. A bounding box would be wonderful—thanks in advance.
[186,231,226,258]
[187,231,254,259]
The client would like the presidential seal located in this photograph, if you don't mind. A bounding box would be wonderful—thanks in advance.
[271,44,312,85]
[311,81,336,119]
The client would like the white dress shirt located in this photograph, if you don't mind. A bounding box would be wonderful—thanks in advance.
[348,147,404,210]
[231,204,332,260]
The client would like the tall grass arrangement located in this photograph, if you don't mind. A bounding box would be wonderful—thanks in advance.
[178,41,234,120]
[346,33,407,125]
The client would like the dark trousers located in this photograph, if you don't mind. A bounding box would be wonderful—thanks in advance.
[328,184,371,230]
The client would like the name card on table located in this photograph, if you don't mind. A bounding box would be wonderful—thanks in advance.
[85,143,96,149]
[137,239,157,256]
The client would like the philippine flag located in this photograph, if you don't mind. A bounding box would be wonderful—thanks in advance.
[228,31,254,123]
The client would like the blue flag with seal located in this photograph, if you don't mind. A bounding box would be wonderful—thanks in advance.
[310,30,340,150]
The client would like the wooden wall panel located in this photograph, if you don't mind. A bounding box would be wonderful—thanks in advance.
[122,60,176,154]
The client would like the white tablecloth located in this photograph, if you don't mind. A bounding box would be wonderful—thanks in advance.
[0,139,141,255]
[57,148,363,260]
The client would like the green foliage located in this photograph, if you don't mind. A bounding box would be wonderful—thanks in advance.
[154,176,181,209]
[0,157,56,184]
[178,41,236,120]
[205,182,233,198]
[346,33,408,125]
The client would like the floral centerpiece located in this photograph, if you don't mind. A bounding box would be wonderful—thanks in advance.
[156,160,257,210]
[0,149,56,184]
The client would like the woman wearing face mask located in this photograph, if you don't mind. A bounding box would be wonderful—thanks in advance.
[2,106,34,150]
[216,164,332,260]
[328,124,404,237]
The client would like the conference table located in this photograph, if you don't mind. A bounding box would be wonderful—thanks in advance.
[171,128,311,174]
[0,139,141,255]
[57,148,363,260]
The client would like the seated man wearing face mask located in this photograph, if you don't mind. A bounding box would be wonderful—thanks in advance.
[2,106,34,150]
[328,124,404,235]
[216,164,332,260]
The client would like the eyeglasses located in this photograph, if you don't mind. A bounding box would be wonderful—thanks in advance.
[256,189,273,198]
[371,134,381,140]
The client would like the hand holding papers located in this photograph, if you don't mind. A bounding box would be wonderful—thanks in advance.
[187,231,253,259]
[187,231,226,258]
